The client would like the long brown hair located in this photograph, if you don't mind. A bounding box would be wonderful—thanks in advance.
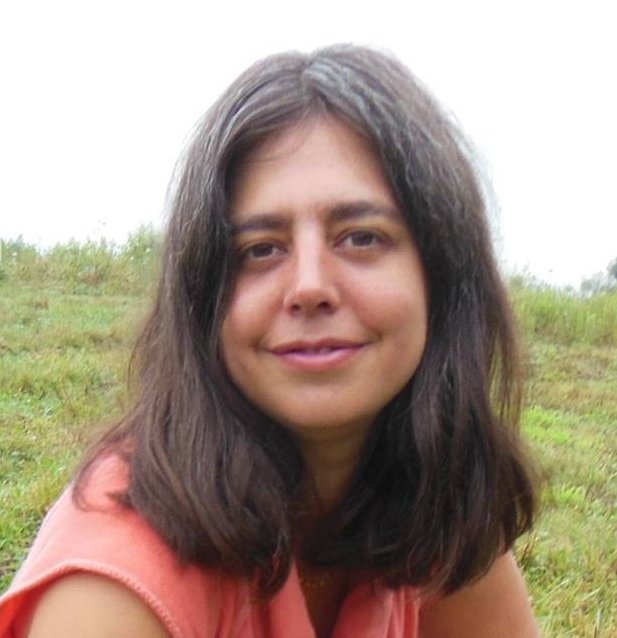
[77,44,536,596]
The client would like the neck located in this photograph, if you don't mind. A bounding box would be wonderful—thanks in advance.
[293,420,370,514]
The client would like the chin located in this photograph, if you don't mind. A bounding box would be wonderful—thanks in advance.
[274,410,377,437]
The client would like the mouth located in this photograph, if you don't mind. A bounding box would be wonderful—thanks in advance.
[271,338,364,354]
[270,339,365,371]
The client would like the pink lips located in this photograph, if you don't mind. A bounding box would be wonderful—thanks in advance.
[270,339,364,372]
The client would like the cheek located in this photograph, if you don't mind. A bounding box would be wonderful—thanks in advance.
[390,296,428,355]
[358,276,428,341]
[220,280,280,371]
[220,292,247,371]
[221,314,253,393]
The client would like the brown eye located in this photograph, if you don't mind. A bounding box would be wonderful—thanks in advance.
[341,230,384,248]
[239,242,285,264]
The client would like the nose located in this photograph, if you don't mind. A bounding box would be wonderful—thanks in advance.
[282,237,341,315]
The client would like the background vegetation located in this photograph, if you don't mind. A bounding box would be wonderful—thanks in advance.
[1,231,615,636]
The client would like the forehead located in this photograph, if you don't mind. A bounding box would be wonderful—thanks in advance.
[229,116,396,219]
[241,115,379,165]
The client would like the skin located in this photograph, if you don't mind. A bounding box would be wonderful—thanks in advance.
[222,117,428,507]
[24,553,539,638]
[21,117,539,637]
[420,553,540,637]
[221,116,430,636]
[23,574,169,638]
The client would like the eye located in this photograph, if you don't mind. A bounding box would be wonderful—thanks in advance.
[239,242,285,262]
[339,230,385,248]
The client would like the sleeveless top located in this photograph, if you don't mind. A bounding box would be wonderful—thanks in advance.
[0,456,421,638]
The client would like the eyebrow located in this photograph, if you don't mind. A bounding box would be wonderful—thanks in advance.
[231,200,402,235]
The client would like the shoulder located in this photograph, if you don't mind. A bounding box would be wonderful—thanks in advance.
[419,552,540,638]
[22,573,169,638]
[6,454,182,595]
[1,454,240,638]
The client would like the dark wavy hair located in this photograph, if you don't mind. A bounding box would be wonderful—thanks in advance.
[77,44,536,597]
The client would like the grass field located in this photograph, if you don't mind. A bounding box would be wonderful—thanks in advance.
[0,240,616,636]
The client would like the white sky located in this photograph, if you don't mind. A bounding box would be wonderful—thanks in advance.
[1,0,615,287]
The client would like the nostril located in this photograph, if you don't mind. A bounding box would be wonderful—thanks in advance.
[283,264,341,313]
[288,295,335,315]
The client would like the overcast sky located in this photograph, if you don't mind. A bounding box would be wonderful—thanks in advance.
[1,0,615,287]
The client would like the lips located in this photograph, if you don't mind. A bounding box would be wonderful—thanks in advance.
[271,338,363,354]
[270,339,365,372]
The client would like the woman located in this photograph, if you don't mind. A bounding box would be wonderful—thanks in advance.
[1,44,539,637]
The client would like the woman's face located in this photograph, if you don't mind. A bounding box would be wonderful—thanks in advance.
[221,117,428,438]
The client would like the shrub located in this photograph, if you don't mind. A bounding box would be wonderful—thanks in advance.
[0,226,161,296]
[511,280,617,347]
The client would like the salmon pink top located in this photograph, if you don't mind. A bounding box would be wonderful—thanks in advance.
[0,456,421,638]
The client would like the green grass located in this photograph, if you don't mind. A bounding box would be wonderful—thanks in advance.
[0,285,146,582]
[516,341,616,636]
[0,242,616,636]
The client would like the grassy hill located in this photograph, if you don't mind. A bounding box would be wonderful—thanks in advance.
[1,237,615,636]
